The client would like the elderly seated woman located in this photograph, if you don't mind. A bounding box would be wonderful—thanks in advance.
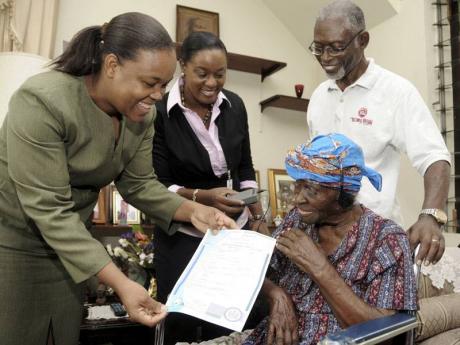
[243,133,417,345]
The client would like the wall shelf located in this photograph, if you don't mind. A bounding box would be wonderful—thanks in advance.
[90,224,155,239]
[260,95,309,112]
[175,43,286,81]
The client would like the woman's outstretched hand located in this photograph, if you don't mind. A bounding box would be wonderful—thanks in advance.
[118,279,168,327]
[189,202,238,233]
[97,262,168,327]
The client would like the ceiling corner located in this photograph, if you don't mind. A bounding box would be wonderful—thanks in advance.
[262,0,400,50]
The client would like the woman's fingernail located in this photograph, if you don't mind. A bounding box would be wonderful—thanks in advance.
[416,259,422,266]
[424,260,430,266]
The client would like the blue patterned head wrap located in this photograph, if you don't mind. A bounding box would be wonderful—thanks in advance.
[285,133,382,193]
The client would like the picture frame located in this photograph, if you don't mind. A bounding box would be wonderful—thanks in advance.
[112,190,141,225]
[176,5,219,43]
[92,187,107,224]
[268,169,295,217]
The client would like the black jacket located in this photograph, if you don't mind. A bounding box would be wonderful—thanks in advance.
[152,89,256,191]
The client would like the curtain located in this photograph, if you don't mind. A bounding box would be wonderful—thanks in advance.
[0,0,59,58]
[0,0,14,52]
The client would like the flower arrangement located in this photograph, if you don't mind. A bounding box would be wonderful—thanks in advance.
[106,229,154,269]
[106,228,157,297]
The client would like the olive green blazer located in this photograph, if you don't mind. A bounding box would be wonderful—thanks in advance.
[0,71,184,283]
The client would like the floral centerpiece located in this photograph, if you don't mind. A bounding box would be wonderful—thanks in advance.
[106,226,156,298]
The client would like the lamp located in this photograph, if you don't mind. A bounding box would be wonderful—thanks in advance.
[0,52,50,125]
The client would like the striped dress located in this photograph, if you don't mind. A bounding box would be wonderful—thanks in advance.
[243,206,417,345]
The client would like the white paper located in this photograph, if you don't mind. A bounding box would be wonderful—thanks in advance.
[166,229,276,331]
[86,305,128,320]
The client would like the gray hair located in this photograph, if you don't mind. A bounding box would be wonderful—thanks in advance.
[317,0,366,33]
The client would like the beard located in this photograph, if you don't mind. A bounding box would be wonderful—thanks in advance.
[325,65,346,80]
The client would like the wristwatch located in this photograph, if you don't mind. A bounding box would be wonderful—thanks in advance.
[420,208,447,225]
[252,214,266,222]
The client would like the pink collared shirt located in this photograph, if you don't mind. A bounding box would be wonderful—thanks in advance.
[166,78,257,193]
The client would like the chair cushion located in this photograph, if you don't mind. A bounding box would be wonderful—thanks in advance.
[416,293,460,341]
[416,327,460,345]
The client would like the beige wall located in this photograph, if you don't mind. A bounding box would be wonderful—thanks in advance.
[54,0,438,228]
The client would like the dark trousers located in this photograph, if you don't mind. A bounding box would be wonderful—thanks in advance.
[154,228,268,345]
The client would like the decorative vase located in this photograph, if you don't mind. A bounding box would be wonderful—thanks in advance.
[147,276,157,299]
[295,84,304,98]
[144,268,157,299]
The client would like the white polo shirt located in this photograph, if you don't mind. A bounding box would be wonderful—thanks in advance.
[307,59,450,225]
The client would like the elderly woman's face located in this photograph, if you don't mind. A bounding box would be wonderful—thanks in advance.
[107,48,176,122]
[293,180,341,223]
[182,48,227,106]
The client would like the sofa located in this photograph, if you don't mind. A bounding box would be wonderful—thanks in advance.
[415,240,460,344]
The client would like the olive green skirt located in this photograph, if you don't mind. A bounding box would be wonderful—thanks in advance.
[0,247,85,345]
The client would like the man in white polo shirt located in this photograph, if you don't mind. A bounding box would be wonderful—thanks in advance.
[307,0,451,266]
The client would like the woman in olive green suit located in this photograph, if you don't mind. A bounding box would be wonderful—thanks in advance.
[0,12,236,345]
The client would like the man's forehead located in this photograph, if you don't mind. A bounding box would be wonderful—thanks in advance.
[314,17,353,40]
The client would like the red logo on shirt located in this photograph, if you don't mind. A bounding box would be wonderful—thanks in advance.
[357,107,367,118]
[350,107,373,126]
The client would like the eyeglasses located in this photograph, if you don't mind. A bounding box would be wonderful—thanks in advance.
[308,29,364,57]
[293,163,346,201]
[293,180,336,200]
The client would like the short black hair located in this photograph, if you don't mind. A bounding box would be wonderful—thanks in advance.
[180,31,227,64]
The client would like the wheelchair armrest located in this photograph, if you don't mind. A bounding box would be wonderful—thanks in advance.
[320,313,418,345]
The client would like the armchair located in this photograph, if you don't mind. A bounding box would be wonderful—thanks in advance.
[321,245,460,345]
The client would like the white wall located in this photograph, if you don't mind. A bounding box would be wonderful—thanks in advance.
[54,0,438,228]
[0,52,50,125]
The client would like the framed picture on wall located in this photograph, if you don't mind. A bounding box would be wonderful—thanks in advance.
[268,169,295,217]
[92,187,107,224]
[176,5,219,43]
[112,190,141,225]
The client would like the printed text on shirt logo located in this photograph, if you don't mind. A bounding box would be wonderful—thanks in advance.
[350,107,373,126]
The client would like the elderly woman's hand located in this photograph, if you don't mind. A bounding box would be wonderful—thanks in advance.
[265,281,298,345]
[276,228,328,275]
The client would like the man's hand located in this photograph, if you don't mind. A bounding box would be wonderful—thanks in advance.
[276,228,327,275]
[407,215,445,265]
[265,283,298,345]
[412,160,450,265]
